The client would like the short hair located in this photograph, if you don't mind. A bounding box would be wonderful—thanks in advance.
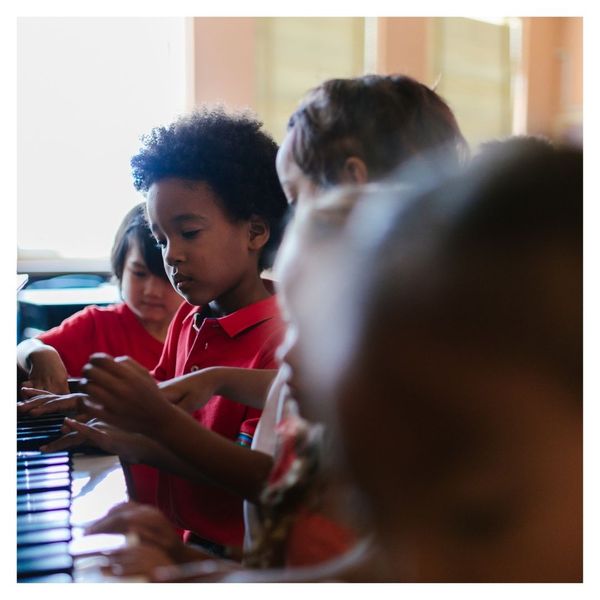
[287,74,469,187]
[130,106,289,270]
[110,202,169,284]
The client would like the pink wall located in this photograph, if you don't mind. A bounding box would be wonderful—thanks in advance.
[522,17,582,139]
[192,18,256,110]
[376,17,430,82]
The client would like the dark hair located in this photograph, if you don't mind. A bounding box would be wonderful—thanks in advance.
[287,74,469,187]
[130,106,288,270]
[354,138,582,390]
[110,202,169,285]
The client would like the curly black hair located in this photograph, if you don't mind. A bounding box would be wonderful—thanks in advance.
[288,74,469,187]
[131,106,288,270]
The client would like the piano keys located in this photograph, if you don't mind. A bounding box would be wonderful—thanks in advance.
[17,414,130,583]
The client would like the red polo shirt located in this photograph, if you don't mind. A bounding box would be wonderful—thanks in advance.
[38,302,164,376]
[151,295,284,547]
[38,302,166,507]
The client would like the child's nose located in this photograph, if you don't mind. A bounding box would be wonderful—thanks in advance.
[144,275,164,297]
[164,241,183,267]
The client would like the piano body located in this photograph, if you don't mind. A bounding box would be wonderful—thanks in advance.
[17,412,139,582]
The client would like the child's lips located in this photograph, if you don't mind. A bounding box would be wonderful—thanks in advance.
[172,274,194,290]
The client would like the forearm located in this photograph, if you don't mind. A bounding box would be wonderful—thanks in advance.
[187,367,277,410]
[155,405,272,502]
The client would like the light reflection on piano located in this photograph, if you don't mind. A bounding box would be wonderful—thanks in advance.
[17,416,140,582]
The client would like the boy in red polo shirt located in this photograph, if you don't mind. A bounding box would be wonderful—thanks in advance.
[126,107,287,549]
[35,107,288,551]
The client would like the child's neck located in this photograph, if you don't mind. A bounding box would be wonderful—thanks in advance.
[209,276,272,317]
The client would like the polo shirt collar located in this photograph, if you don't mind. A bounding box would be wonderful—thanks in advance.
[192,295,279,338]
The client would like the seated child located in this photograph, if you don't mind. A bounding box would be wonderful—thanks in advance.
[17,202,182,392]
[291,139,582,582]
[17,202,182,504]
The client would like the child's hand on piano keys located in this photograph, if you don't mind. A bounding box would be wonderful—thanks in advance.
[85,501,185,561]
[25,346,70,395]
[102,543,174,578]
[18,389,89,418]
[80,353,175,435]
[39,418,152,462]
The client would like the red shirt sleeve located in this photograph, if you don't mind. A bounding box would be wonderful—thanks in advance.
[235,323,285,445]
[37,305,99,377]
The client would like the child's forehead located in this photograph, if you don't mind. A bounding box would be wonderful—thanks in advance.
[146,179,226,223]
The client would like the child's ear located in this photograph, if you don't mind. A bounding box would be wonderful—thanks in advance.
[340,157,369,185]
[248,216,270,251]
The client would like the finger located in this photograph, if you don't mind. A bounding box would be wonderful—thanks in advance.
[80,365,129,402]
[20,386,52,398]
[80,396,111,421]
[30,379,70,396]
[114,355,149,377]
[30,394,84,416]
[80,382,123,415]
[40,430,85,453]
[17,395,59,414]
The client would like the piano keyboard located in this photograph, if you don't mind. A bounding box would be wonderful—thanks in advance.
[17,413,131,583]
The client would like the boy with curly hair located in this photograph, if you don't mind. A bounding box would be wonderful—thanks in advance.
[43,106,289,553]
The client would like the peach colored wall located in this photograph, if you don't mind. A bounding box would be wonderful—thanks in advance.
[561,17,583,108]
[375,17,430,83]
[521,18,561,137]
[521,17,582,139]
[192,18,256,110]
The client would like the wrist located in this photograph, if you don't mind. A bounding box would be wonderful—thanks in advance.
[29,344,59,366]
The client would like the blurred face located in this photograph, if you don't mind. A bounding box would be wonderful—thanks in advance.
[147,178,259,313]
[331,330,583,582]
[120,239,182,329]
[273,225,309,409]
[276,128,323,208]
[274,213,353,424]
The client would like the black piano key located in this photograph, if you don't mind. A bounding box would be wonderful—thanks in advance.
[17,490,71,514]
[17,469,71,485]
[17,553,73,578]
[17,509,70,532]
[18,572,73,583]
[18,455,70,469]
[17,450,69,461]
[17,497,71,514]
[17,415,66,426]
[17,434,66,452]
[17,464,70,477]
[17,477,71,495]
[17,527,71,547]
[17,542,70,561]
[17,422,64,433]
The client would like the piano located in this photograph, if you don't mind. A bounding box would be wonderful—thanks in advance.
[17,412,137,582]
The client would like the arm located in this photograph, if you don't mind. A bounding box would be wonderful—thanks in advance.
[80,355,273,502]
[160,366,277,413]
[43,418,271,499]
[17,338,70,394]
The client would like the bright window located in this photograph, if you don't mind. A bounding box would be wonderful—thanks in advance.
[17,17,188,264]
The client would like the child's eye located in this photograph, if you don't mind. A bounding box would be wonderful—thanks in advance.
[182,229,201,240]
[132,271,147,278]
